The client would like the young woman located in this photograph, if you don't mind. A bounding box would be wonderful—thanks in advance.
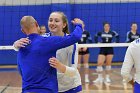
[94,22,119,83]
[126,22,140,43]
[48,12,82,93]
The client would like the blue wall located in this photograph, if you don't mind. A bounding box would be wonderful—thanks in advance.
[0,2,140,64]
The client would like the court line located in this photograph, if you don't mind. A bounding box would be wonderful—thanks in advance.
[0,84,10,93]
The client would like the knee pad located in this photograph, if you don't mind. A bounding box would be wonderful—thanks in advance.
[96,66,103,72]
[84,64,89,68]
[106,66,111,71]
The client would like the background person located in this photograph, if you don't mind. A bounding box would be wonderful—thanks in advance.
[126,22,140,43]
[40,25,47,36]
[78,20,92,83]
[93,22,119,83]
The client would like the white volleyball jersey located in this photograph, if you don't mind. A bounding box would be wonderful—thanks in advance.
[56,43,81,92]
[121,38,140,84]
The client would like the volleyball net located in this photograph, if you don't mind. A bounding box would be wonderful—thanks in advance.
[0,43,130,65]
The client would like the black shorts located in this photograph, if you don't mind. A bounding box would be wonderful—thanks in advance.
[99,47,114,55]
[79,48,89,55]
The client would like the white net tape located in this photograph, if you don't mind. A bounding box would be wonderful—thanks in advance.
[0,46,14,50]
[78,43,130,48]
[0,43,130,50]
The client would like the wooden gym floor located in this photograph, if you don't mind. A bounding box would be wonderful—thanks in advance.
[0,64,133,93]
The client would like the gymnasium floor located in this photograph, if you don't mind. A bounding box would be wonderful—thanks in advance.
[0,64,133,93]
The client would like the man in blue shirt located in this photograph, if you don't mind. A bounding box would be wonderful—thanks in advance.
[17,16,83,93]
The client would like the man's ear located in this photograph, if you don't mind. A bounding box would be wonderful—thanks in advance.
[21,28,25,34]
[35,21,40,33]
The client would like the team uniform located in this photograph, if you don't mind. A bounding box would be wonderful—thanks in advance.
[17,24,82,93]
[78,30,92,55]
[94,31,119,55]
[57,41,82,93]
[126,31,140,43]
[121,38,140,93]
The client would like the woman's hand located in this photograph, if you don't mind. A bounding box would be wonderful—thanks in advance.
[49,57,66,73]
